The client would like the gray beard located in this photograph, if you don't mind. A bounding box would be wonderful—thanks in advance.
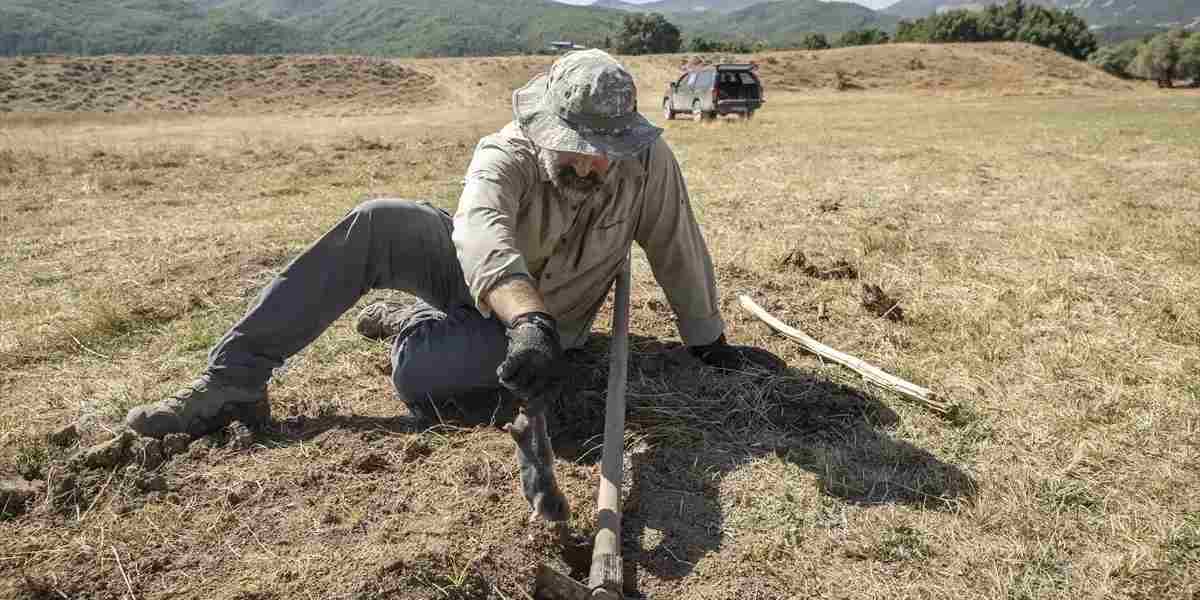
[539,150,605,205]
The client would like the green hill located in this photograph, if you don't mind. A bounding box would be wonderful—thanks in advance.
[0,0,307,55]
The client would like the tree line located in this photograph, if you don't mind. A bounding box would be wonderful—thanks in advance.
[1089,29,1200,87]
[617,1,1099,61]
[615,13,895,56]
[893,0,1096,60]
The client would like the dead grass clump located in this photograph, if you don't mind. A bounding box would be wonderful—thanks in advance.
[0,148,21,173]
[861,283,905,322]
[334,135,395,152]
[777,249,859,280]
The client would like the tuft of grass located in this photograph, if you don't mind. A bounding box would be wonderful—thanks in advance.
[1165,512,1200,567]
[1007,545,1069,600]
[1036,477,1101,512]
[847,525,934,563]
[14,438,49,480]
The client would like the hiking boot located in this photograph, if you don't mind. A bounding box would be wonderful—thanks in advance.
[354,300,416,341]
[124,377,270,439]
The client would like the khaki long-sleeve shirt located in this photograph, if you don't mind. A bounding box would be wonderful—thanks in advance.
[452,122,724,349]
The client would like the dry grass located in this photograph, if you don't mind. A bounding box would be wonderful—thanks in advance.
[1,44,1198,599]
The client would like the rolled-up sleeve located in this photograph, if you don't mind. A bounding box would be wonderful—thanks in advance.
[634,138,725,346]
[452,141,531,318]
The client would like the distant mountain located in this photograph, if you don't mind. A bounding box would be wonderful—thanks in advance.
[677,0,900,43]
[883,0,1200,29]
[563,0,773,14]
[588,0,643,9]
[634,0,769,13]
[0,0,628,57]
[0,0,919,58]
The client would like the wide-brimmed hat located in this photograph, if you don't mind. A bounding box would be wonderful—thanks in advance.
[513,49,662,159]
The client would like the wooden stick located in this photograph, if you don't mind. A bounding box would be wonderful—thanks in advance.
[588,251,631,599]
[738,295,956,417]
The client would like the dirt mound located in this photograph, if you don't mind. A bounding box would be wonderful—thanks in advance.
[0,54,437,114]
[624,42,1133,96]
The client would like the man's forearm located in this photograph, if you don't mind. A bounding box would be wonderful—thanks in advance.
[484,274,548,326]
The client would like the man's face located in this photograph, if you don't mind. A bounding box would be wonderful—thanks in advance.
[540,149,611,202]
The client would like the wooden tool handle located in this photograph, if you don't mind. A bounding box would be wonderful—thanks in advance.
[738,295,956,417]
[589,252,631,596]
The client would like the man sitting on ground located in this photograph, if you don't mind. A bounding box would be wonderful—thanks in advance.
[124,49,779,439]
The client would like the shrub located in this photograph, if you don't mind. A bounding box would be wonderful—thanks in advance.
[1088,39,1142,77]
[687,36,760,53]
[616,13,682,55]
[800,33,831,51]
[1132,29,1186,86]
[839,28,890,47]
[1178,33,1200,83]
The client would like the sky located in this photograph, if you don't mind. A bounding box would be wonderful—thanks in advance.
[554,0,897,10]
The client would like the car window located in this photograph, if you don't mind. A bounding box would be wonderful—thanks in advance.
[738,72,758,85]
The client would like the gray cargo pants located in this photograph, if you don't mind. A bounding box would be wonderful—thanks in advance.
[206,198,510,415]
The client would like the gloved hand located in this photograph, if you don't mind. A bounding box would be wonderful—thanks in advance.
[689,334,788,373]
[497,312,566,407]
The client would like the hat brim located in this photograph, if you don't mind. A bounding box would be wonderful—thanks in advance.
[513,73,662,159]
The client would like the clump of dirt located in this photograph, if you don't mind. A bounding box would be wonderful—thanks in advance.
[0,478,43,517]
[778,250,859,280]
[817,199,842,213]
[861,283,905,322]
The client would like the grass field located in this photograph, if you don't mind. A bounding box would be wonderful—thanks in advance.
[1,44,1198,599]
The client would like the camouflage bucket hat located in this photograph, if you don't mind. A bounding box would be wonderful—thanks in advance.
[513,49,662,159]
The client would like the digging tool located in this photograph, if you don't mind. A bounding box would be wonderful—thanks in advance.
[534,251,632,600]
[738,295,957,417]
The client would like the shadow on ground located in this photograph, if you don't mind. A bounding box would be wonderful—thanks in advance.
[560,335,980,592]
[273,331,977,595]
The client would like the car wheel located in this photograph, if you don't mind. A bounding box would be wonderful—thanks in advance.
[692,101,704,123]
[663,98,675,120]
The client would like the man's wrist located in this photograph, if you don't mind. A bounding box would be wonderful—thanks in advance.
[510,311,557,330]
[509,311,560,345]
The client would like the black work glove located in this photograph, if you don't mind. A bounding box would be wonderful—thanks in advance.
[497,312,566,407]
[689,334,788,373]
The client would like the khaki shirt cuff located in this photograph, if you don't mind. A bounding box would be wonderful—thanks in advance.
[678,315,725,347]
[471,255,530,319]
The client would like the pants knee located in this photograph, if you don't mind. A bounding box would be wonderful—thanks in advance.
[388,307,508,409]
[391,359,431,410]
[351,198,443,228]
